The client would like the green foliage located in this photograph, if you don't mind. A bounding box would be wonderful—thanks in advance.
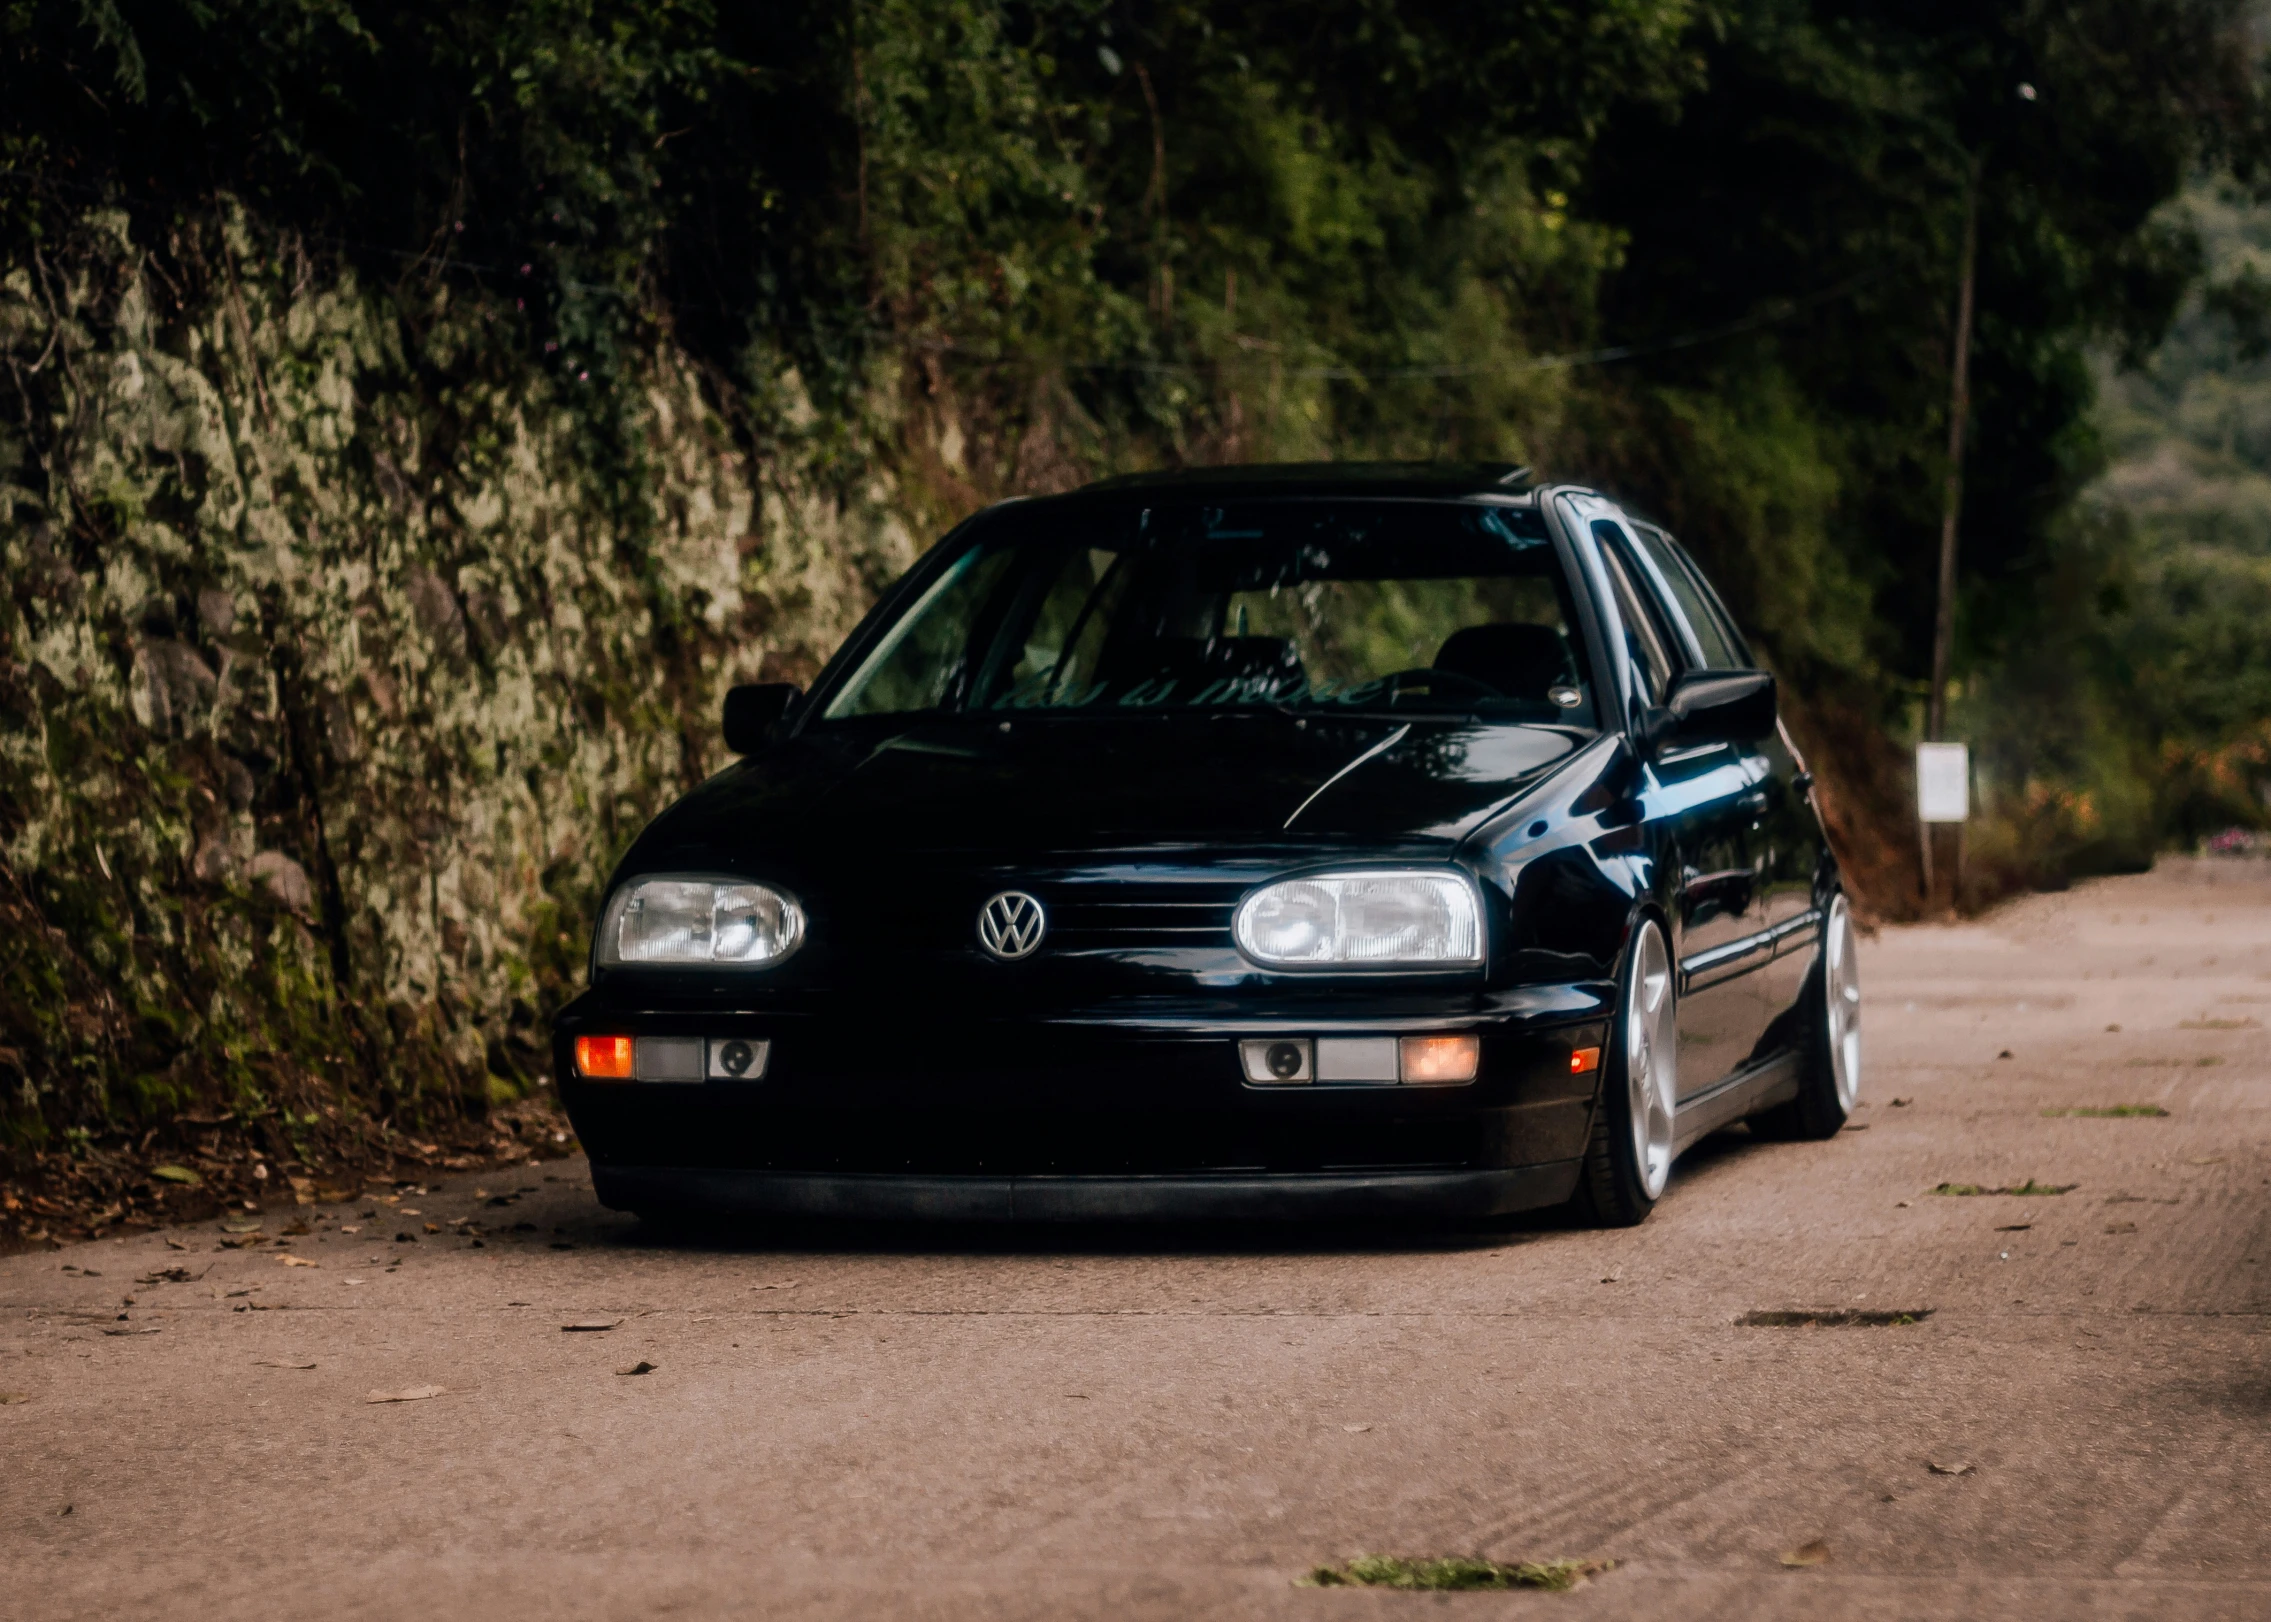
[2091,180,2271,839]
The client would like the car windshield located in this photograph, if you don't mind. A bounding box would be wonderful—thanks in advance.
[821,499,1596,726]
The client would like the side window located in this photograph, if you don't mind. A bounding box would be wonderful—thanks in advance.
[1667,540,1755,667]
[1592,522,1675,705]
[1629,524,1747,669]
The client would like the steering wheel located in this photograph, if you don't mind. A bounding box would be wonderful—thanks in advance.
[1378,667,1504,701]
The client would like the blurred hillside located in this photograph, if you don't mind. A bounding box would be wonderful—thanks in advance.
[2090,183,2271,837]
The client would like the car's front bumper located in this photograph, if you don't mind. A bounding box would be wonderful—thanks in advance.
[553,980,1611,1222]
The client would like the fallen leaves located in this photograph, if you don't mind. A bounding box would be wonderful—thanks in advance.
[0,1392,31,1403]
[1930,1180,2076,1197]
[150,1165,201,1186]
[137,1265,198,1285]
[278,1254,319,1268]
[1341,1423,1372,1433]
[1779,1540,1831,1568]
[1738,1309,1931,1328]
[366,1385,445,1404]
[562,1318,622,1332]
[2042,1105,2168,1118]
[616,1361,658,1377]
[99,1326,160,1336]
[254,1360,316,1370]
[1926,1461,1975,1476]
[1303,1556,1612,1592]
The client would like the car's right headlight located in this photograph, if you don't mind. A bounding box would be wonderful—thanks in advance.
[1233,870,1483,968]
[595,877,806,968]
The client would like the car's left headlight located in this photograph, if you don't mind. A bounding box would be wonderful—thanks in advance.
[596,877,806,968]
[1233,871,1483,968]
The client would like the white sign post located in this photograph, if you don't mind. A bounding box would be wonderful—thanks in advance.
[1916,741,1970,899]
[1916,742,1970,824]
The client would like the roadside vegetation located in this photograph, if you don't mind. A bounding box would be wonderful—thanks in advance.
[2,2,2268,1225]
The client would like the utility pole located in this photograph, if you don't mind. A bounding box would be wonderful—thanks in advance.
[1921,158,1981,906]
[1927,161,1980,743]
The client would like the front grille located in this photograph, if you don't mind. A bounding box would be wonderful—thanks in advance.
[1043,884,1242,950]
[809,870,1253,961]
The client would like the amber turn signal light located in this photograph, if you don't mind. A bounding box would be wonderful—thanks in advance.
[575,1035,635,1079]
[1570,1045,1602,1075]
[1399,1034,1480,1085]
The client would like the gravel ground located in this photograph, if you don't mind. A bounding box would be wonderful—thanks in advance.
[4,857,2267,1619]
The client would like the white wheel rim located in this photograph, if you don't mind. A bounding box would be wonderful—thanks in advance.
[1626,922,1677,1199]
[1824,895,1862,1111]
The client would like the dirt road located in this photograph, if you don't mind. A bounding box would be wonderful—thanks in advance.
[5,859,2268,1619]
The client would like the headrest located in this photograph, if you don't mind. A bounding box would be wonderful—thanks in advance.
[1432,623,1570,701]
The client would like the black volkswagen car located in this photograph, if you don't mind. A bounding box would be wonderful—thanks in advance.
[554,464,1861,1227]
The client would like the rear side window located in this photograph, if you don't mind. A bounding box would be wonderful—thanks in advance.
[1630,525,1750,669]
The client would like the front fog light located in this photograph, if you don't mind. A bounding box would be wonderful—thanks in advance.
[597,877,805,968]
[1400,1034,1480,1085]
[1234,871,1482,968]
[1240,1038,1313,1084]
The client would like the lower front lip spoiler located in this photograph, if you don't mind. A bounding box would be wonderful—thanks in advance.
[591,1162,1580,1223]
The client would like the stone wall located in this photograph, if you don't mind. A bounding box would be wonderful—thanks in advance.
[0,207,915,1153]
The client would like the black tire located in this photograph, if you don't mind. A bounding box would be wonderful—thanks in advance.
[1569,917,1677,1228]
[1751,892,1862,1141]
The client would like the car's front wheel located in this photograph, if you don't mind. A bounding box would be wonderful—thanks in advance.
[1570,916,1677,1227]
[1751,891,1862,1141]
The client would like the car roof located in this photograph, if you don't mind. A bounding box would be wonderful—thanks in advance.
[1064,460,1537,503]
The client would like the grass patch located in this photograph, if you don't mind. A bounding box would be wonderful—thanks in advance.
[1738,1308,1933,1328]
[1930,1180,2075,1196]
[1301,1556,1612,1592]
[2042,1105,2168,1118]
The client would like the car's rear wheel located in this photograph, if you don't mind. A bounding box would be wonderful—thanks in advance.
[1570,917,1677,1227]
[1750,891,1862,1141]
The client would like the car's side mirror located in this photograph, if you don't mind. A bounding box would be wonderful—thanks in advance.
[722,683,802,754]
[1645,669,1775,753]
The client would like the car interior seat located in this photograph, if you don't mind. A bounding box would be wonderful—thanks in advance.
[1431,623,1570,701]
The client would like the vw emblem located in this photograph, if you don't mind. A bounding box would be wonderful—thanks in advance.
[977,891,1046,960]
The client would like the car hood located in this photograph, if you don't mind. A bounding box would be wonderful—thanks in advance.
[625,713,1588,870]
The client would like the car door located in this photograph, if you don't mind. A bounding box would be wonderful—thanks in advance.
[1583,512,1776,1099]
[1629,523,1824,1042]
